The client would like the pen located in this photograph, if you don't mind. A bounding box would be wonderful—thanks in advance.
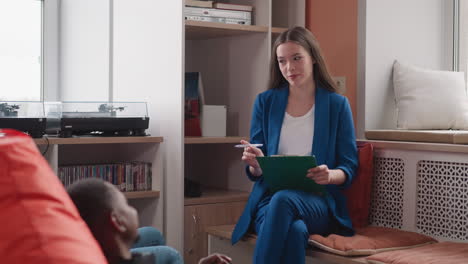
[234,143,263,148]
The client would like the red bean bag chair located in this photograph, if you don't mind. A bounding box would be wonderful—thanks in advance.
[0,129,107,264]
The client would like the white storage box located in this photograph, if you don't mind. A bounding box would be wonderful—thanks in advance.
[201,105,226,137]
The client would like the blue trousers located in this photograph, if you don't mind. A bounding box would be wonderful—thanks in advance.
[130,226,183,264]
[253,190,332,264]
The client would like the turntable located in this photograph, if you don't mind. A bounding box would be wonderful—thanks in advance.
[0,101,46,138]
[50,101,150,138]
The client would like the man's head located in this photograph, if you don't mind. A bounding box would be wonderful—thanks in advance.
[67,178,139,255]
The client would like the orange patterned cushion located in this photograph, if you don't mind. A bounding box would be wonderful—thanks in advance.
[366,241,468,264]
[309,226,437,256]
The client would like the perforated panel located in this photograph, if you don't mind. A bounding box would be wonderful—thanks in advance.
[370,157,404,228]
[417,160,468,240]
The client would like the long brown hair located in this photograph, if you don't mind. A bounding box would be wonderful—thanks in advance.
[268,26,338,93]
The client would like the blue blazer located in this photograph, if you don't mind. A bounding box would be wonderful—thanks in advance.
[231,83,358,244]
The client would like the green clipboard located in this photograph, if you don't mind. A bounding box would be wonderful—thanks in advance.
[256,155,325,194]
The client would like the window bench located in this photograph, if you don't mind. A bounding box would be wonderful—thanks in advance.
[204,137,468,263]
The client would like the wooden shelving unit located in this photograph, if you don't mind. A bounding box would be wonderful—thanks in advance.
[183,1,305,262]
[185,136,248,144]
[124,190,160,199]
[185,188,249,206]
[185,20,268,40]
[34,136,164,228]
[34,136,163,145]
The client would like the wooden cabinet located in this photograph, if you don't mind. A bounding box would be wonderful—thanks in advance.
[184,200,246,264]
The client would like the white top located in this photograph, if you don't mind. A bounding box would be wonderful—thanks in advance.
[277,105,315,156]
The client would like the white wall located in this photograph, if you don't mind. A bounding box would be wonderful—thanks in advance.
[60,0,110,101]
[112,0,184,251]
[43,0,60,101]
[59,0,184,251]
[357,0,453,137]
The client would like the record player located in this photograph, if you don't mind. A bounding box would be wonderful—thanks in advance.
[0,101,47,138]
[47,101,150,138]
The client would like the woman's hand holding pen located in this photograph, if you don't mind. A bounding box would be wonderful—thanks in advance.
[307,165,346,185]
[240,140,264,177]
[307,165,333,184]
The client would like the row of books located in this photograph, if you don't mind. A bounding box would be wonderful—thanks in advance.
[58,162,152,192]
[185,0,253,25]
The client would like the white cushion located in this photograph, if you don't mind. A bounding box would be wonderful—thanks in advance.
[393,61,468,129]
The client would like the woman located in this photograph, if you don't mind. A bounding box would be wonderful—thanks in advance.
[231,26,358,264]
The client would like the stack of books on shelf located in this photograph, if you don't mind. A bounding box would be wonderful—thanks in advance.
[58,161,152,192]
[184,0,253,25]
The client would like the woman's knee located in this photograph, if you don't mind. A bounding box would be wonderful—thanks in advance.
[287,220,309,244]
[269,190,299,211]
[270,190,292,205]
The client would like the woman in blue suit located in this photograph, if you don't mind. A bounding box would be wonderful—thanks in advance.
[231,26,358,264]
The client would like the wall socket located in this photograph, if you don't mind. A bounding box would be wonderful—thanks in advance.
[332,76,346,93]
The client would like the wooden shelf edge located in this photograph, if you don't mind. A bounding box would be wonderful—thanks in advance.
[186,20,268,33]
[271,27,288,35]
[184,188,249,206]
[124,190,160,199]
[34,136,163,145]
[185,136,248,144]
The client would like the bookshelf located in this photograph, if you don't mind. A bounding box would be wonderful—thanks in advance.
[36,136,164,229]
[183,1,305,262]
